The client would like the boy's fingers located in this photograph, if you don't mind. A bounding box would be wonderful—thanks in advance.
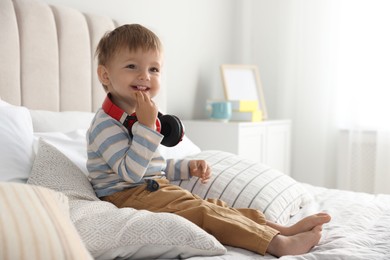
[204,166,211,179]
[135,92,143,106]
[200,162,207,173]
[137,91,148,103]
[199,164,204,174]
[136,91,143,98]
[195,162,202,172]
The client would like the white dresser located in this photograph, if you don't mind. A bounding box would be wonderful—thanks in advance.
[182,120,291,175]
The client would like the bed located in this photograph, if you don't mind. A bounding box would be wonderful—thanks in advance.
[1,0,390,259]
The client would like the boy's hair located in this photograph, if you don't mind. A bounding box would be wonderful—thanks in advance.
[95,24,162,90]
[96,24,162,66]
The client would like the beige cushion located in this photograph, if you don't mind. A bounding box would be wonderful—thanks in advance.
[28,140,226,259]
[0,182,93,260]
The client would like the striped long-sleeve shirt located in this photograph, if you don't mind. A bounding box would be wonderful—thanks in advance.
[87,109,191,198]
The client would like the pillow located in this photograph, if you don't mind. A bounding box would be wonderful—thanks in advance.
[0,182,93,260]
[171,150,313,225]
[27,140,226,259]
[33,130,89,175]
[159,135,201,159]
[0,100,34,182]
[29,109,95,132]
[0,98,9,106]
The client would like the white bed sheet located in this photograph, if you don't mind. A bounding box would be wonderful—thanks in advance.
[188,184,390,260]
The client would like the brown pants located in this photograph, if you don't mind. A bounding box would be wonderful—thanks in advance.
[102,179,279,255]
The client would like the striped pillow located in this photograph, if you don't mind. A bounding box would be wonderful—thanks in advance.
[0,182,92,260]
[172,150,312,224]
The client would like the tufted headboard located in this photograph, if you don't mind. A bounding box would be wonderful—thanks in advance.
[0,0,116,112]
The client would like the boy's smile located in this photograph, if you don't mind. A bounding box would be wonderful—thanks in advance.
[132,85,150,91]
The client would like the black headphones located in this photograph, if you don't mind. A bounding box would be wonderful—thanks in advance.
[102,94,184,147]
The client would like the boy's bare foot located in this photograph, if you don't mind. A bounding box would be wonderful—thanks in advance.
[268,213,331,236]
[266,225,323,257]
[286,213,331,236]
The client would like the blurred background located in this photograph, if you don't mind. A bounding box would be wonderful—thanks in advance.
[43,0,390,193]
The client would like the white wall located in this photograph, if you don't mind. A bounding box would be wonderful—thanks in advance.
[43,0,241,119]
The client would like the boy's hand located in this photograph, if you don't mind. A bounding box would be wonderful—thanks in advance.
[189,160,211,184]
[135,91,158,130]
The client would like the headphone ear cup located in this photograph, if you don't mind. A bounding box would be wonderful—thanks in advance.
[159,114,184,147]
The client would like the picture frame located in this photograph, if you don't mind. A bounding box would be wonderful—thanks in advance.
[220,64,268,119]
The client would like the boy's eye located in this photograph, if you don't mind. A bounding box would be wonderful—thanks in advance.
[150,67,160,73]
[126,64,136,69]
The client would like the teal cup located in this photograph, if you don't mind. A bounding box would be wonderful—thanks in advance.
[206,100,232,121]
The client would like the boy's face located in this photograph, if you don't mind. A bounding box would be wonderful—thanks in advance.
[98,47,162,112]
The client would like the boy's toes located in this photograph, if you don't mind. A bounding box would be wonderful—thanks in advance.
[316,213,331,223]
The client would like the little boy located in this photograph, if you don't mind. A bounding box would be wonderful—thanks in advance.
[87,24,331,257]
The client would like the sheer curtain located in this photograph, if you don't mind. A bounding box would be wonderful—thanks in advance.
[335,0,390,194]
[250,0,390,193]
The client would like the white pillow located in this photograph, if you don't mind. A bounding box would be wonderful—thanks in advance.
[29,109,95,132]
[171,150,313,225]
[0,100,34,182]
[0,98,9,106]
[0,182,93,260]
[27,140,227,259]
[33,130,89,175]
[159,135,201,159]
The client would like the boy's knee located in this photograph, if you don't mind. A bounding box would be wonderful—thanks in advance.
[206,198,229,207]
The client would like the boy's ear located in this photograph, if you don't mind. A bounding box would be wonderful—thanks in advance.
[97,65,110,85]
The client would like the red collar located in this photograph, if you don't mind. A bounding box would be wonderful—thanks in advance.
[102,94,128,124]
